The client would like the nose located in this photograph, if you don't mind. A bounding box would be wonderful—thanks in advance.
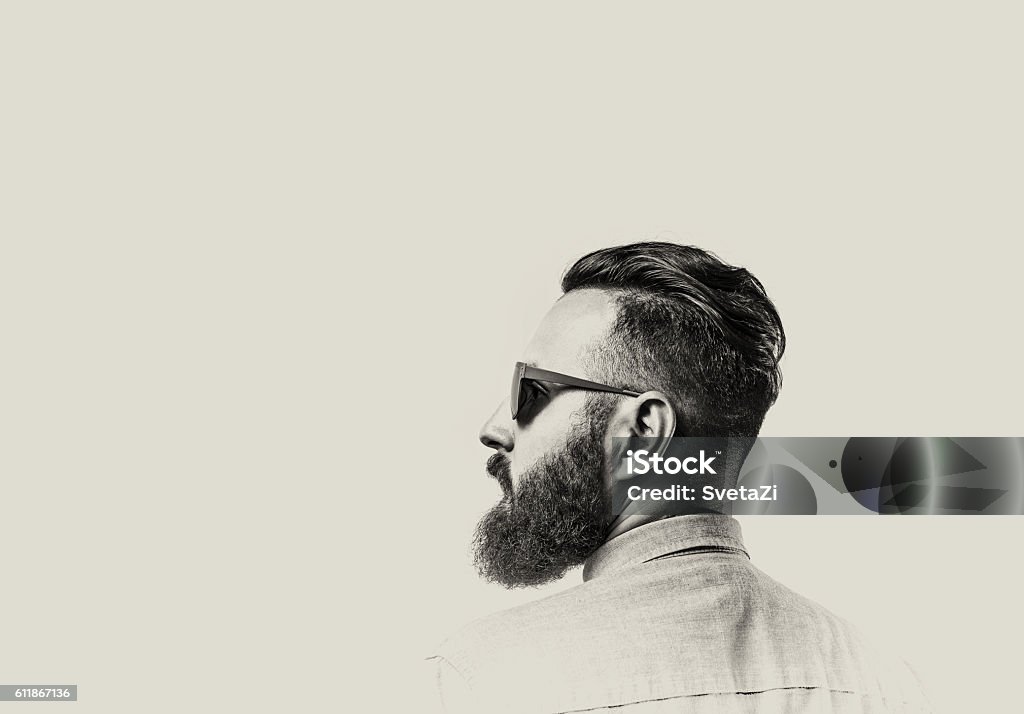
[479,399,514,452]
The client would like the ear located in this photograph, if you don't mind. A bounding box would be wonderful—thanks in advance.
[602,391,679,539]
[603,390,678,483]
[605,390,678,453]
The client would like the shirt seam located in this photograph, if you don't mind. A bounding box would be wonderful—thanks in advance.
[425,653,474,686]
[553,685,924,713]
[644,544,750,563]
[425,654,476,710]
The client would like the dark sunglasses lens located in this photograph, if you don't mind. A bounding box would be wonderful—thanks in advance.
[511,364,522,419]
[516,381,544,421]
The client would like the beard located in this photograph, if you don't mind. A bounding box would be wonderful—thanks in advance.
[472,396,616,588]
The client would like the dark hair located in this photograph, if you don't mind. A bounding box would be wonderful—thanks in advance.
[561,241,785,437]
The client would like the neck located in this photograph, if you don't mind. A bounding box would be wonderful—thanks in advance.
[604,500,733,542]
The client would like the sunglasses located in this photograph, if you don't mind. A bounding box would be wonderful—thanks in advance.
[511,361,642,420]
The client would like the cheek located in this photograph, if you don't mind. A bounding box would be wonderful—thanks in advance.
[510,394,585,482]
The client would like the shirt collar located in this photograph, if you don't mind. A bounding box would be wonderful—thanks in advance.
[582,514,749,582]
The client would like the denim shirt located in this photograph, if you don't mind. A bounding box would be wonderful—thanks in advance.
[427,514,931,713]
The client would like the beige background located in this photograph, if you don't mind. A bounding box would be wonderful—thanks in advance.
[2,3,1022,713]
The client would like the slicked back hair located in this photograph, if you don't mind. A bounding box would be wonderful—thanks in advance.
[561,242,785,437]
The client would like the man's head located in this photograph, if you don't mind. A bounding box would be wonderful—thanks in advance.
[474,241,785,587]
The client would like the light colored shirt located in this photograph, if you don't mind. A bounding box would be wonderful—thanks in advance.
[426,514,931,713]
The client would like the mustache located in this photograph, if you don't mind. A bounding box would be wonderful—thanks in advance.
[486,452,513,496]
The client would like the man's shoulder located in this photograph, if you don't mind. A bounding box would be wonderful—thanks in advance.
[430,555,843,675]
[427,555,765,697]
[429,576,603,674]
[429,557,931,712]
[428,576,652,713]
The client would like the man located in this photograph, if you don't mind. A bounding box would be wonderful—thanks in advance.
[427,242,930,713]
